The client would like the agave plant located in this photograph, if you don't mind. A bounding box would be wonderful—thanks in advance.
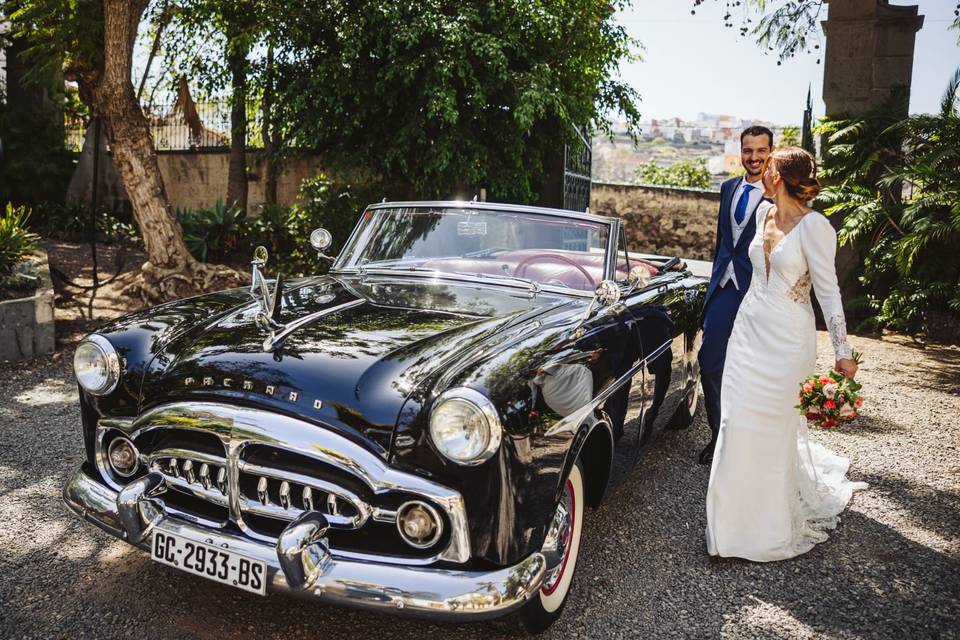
[818,68,960,337]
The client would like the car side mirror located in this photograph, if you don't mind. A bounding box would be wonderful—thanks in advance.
[626,265,652,294]
[594,280,621,307]
[310,228,335,262]
[577,280,621,328]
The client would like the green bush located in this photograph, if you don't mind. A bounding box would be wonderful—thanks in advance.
[818,68,960,337]
[635,159,712,190]
[31,201,138,243]
[176,199,244,262]
[239,176,371,276]
[0,203,41,280]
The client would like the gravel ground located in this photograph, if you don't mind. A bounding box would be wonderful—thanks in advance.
[0,332,957,639]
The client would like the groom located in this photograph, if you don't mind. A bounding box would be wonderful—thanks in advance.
[697,125,773,465]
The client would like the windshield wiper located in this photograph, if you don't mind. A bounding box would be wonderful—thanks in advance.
[461,270,541,294]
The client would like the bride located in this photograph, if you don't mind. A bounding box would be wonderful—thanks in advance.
[705,147,867,562]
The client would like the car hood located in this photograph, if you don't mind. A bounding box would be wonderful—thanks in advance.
[140,274,577,455]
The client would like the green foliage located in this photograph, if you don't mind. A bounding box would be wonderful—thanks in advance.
[0,203,41,277]
[4,0,104,90]
[778,126,801,148]
[818,69,960,336]
[175,199,244,262]
[239,176,372,276]
[0,95,76,206]
[272,0,640,202]
[635,159,712,190]
[30,201,138,243]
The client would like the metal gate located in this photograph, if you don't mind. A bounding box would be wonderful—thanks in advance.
[562,125,592,212]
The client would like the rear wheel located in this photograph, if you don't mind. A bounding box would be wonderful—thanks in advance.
[517,459,585,635]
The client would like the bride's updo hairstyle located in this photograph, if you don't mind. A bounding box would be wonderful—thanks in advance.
[763,146,821,201]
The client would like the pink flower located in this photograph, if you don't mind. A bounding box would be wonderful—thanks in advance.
[839,403,856,418]
[822,382,838,399]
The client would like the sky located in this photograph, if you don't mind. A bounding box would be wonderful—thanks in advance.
[615,0,960,124]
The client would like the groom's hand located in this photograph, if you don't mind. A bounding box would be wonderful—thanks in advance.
[836,358,858,379]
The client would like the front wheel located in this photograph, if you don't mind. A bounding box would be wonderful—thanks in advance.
[517,459,586,635]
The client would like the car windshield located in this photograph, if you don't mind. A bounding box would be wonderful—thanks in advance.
[334,206,612,293]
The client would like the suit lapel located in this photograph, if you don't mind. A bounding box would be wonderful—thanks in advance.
[721,177,742,251]
[734,195,770,251]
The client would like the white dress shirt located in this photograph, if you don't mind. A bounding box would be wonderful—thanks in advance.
[719,177,765,289]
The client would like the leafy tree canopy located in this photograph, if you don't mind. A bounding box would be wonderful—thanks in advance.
[635,159,712,190]
[270,0,641,202]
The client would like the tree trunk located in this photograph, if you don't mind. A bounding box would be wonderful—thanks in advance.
[70,0,244,301]
[87,0,193,272]
[226,39,249,214]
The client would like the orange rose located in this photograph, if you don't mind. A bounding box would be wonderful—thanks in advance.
[803,382,814,393]
[855,397,864,408]
[819,376,832,385]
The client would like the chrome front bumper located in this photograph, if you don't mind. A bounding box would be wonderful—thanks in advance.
[63,466,547,620]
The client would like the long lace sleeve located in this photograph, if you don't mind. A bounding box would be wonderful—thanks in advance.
[801,213,853,361]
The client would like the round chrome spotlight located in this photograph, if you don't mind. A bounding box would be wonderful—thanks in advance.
[396,501,443,549]
[107,436,140,478]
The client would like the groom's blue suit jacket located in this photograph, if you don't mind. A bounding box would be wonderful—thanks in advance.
[704,176,764,306]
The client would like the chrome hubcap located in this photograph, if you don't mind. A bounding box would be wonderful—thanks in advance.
[541,483,573,593]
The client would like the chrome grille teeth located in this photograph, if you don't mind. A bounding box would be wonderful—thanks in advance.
[257,476,269,505]
[279,480,291,509]
[198,463,211,489]
[182,459,195,484]
[216,466,227,493]
[168,458,179,477]
[327,493,340,517]
[302,486,314,511]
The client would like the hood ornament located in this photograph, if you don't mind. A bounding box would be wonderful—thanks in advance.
[251,246,286,345]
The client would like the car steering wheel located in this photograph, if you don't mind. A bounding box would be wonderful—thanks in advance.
[514,254,596,289]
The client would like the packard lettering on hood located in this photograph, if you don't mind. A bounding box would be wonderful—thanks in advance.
[63,200,706,633]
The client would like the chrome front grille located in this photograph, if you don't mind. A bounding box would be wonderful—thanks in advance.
[150,451,229,505]
[236,459,380,529]
[95,402,471,564]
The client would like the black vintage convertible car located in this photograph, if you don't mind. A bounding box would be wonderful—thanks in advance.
[64,200,706,633]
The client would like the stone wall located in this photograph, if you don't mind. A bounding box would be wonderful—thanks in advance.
[156,151,325,214]
[0,250,55,363]
[590,181,721,261]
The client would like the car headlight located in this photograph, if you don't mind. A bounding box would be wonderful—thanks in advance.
[429,388,502,465]
[73,334,121,395]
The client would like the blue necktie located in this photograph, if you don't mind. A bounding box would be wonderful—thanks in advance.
[734,184,754,225]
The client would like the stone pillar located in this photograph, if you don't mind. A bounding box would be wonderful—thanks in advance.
[819,1,923,324]
[821,0,924,117]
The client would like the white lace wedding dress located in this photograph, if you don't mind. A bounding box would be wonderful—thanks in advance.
[705,201,867,562]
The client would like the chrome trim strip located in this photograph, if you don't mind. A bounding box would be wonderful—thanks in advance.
[261,298,365,351]
[338,269,596,299]
[366,200,618,224]
[97,402,472,564]
[63,466,544,621]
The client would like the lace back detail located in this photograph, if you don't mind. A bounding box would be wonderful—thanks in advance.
[787,272,812,304]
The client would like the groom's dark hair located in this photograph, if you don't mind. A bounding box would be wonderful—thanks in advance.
[740,125,774,147]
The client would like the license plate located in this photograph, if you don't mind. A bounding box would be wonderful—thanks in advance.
[151,531,267,595]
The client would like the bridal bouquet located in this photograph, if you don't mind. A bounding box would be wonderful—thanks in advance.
[796,368,864,430]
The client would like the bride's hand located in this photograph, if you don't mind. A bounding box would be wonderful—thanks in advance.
[836,358,858,379]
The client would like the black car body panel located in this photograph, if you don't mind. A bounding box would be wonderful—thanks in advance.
[65,200,707,619]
